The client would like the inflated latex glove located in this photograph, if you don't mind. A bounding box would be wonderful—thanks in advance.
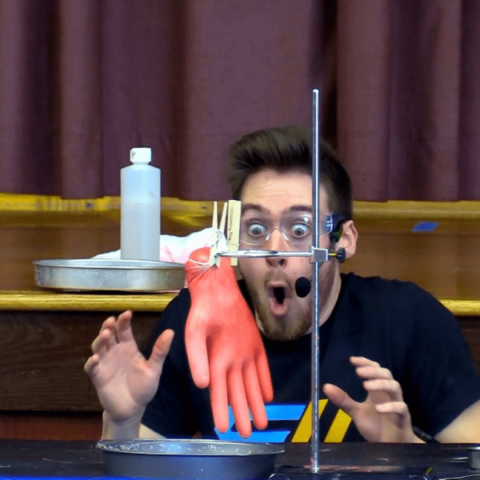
[185,247,274,438]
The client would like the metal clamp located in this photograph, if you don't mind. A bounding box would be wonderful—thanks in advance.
[217,247,346,264]
[216,247,346,263]
[217,250,312,259]
[312,248,329,263]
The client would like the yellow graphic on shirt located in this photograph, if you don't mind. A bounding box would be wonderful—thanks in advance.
[291,399,327,442]
[291,400,352,443]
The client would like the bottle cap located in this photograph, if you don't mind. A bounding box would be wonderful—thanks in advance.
[130,147,152,164]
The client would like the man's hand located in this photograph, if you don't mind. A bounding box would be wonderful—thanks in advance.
[323,356,422,443]
[84,311,174,425]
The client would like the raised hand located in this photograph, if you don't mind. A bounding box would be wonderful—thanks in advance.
[323,356,420,443]
[185,247,274,438]
[84,311,174,423]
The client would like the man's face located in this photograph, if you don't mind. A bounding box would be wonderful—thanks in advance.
[238,169,336,341]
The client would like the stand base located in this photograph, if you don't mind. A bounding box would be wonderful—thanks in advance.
[269,465,433,479]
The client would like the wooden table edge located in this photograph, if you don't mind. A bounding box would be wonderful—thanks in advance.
[0,291,478,316]
[0,290,177,312]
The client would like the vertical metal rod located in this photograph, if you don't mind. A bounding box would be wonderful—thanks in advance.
[311,88,321,472]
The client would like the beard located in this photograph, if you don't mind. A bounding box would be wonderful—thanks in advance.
[255,296,311,341]
[242,262,336,342]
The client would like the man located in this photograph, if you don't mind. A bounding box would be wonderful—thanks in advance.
[85,125,480,443]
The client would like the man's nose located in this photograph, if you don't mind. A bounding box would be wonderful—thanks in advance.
[265,229,288,268]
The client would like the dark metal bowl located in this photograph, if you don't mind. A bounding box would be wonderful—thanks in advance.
[97,439,284,480]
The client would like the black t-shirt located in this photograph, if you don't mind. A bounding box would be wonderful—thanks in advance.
[141,273,480,442]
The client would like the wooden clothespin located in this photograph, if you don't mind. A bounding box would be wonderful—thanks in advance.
[208,201,228,267]
[209,200,241,267]
[217,202,227,267]
[208,201,219,267]
[227,200,241,266]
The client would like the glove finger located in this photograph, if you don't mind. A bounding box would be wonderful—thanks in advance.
[228,367,252,438]
[256,352,274,402]
[185,320,210,388]
[244,362,268,431]
[209,365,229,433]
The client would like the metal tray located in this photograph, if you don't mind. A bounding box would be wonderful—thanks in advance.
[33,258,185,292]
[97,439,284,480]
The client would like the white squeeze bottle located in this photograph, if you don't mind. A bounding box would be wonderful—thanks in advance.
[120,147,161,261]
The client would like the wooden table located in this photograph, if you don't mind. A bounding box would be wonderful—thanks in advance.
[0,440,478,478]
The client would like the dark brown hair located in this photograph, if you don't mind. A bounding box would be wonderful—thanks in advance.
[226,125,353,218]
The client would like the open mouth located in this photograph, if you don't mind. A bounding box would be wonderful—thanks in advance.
[267,284,290,316]
[273,287,286,304]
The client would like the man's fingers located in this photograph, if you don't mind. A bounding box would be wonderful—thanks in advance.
[363,379,403,402]
[91,317,116,353]
[115,310,134,342]
[210,366,229,433]
[185,324,210,389]
[91,328,115,357]
[350,357,393,381]
[350,356,380,368]
[228,367,252,438]
[99,316,116,335]
[375,401,409,417]
[256,352,274,402]
[323,383,359,416]
[244,362,268,431]
[84,354,100,375]
[355,365,393,381]
[105,327,117,351]
[147,329,175,377]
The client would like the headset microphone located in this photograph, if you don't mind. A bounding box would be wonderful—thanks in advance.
[294,220,347,298]
[295,277,312,298]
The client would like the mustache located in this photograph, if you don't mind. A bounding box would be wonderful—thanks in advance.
[263,271,293,289]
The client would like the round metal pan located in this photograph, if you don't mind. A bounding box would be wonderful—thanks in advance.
[97,439,284,480]
[469,445,480,469]
[33,258,185,292]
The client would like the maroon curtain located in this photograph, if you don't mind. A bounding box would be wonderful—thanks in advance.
[0,0,479,201]
[337,0,480,201]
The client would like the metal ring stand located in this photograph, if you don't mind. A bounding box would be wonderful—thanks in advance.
[98,90,327,479]
[217,89,325,474]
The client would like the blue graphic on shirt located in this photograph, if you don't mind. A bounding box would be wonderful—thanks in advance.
[214,404,305,442]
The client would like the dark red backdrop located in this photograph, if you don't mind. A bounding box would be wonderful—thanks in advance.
[0,0,478,201]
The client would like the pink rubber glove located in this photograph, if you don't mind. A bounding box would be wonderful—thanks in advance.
[185,247,274,438]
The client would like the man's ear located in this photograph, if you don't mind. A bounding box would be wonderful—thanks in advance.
[335,220,358,259]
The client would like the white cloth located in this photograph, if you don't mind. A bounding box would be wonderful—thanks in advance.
[93,227,227,264]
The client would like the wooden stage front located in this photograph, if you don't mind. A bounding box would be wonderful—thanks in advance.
[0,195,479,440]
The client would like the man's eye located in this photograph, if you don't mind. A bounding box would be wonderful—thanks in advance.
[247,223,266,237]
[290,223,310,238]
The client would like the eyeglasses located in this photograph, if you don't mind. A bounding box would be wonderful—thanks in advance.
[239,212,347,250]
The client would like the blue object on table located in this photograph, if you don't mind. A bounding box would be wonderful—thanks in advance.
[412,221,439,232]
